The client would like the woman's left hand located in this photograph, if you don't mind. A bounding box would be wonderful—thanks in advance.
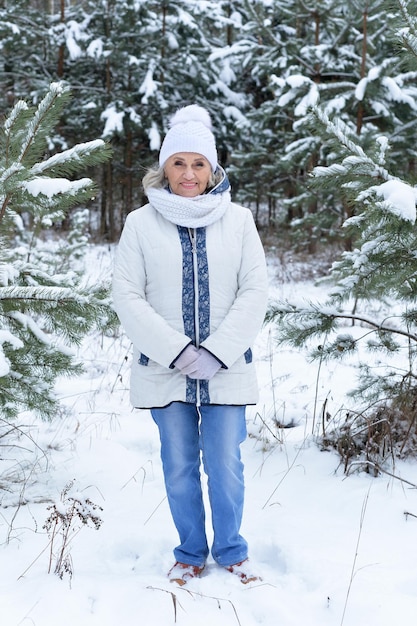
[182,348,222,380]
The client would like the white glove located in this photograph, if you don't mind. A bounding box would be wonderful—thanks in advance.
[174,344,200,372]
[184,348,222,381]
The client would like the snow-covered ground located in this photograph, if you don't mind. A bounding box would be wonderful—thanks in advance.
[1,244,417,626]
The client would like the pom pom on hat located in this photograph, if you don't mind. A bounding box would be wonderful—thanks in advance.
[159,104,218,171]
[169,104,213,129]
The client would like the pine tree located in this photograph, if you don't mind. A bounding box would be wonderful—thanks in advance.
[0,81,115,420]
[0,2,254,228]
[0,0,48,112]
[229,0,417,247]
[267,0,417,468]
[5,0,417,250]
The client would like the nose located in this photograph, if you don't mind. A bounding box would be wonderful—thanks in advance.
[183,166,194,180]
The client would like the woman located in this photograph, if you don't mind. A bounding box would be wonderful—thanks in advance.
[112,105,268,585]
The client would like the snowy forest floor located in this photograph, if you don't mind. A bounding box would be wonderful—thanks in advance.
[1,242,417,626]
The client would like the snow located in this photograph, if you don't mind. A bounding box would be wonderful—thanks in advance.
[383,76,417,108]
[139,65,158,105]
[65,21,84,61]
[372,179,417,223]
[0,329,23,375]
[31,140,105,174]
[211,80,246,108]
[7,310,74,356]
[356,67,417,110]
[2,245,417,625]
[223,106,248,126]
[0,262,18,286]
[23,177,92,199]
[324,96,346,115]
[0,20,20,38]
[148,122,161,151]
[4,101,29,133]
[87,38,104,59]
[167,32,179,49]
[178,8,197,28]
[294,84,320,117]
[276,75,319,115]
[101,105,125,137]
[287,75,310,89]
[219,59,236,85]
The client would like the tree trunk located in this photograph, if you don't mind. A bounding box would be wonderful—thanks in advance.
[124,128,133,221]
[313,10,321,82]
[99,161,114,241]
[108,160,114,240]
[356,7,368,135]
[57,0,65,77]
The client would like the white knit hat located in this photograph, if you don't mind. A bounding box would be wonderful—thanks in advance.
[159,104,218,171]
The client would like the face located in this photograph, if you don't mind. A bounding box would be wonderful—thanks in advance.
[164,153,212,197]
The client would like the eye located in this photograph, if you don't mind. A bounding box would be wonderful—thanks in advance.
[174,160,184,166]
[195,162,205,167]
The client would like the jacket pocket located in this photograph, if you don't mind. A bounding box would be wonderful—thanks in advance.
[244,348,252,364]
[138,353,149,366]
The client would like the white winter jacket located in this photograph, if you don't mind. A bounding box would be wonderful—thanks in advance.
[112,197,268,409]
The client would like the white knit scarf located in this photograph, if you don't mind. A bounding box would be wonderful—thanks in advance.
[147,186,231,228]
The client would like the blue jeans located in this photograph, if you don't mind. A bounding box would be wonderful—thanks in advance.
[151,402,248,567]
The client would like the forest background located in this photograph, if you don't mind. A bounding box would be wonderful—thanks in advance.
[3,5,417,621]
[2,0,413,246]
[3,0,417,464]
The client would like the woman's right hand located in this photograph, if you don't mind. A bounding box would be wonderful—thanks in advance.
[175,345,222,380]
[173,344,200,373]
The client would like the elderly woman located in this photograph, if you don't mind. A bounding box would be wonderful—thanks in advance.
[112,105,268,585]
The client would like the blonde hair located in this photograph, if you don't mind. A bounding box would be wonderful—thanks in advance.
[142,165,222,194]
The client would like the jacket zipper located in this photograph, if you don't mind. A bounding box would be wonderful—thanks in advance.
[188,227,201,406]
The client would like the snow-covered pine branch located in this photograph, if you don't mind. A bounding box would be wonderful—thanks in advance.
[0,285,88,302]
[18,82,70,163]
[0,82,115,420]
[30,140,111,177]
[311,106,391,181]
[267,299,417,350]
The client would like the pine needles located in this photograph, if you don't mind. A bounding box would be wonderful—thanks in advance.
[0,82,115,420]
